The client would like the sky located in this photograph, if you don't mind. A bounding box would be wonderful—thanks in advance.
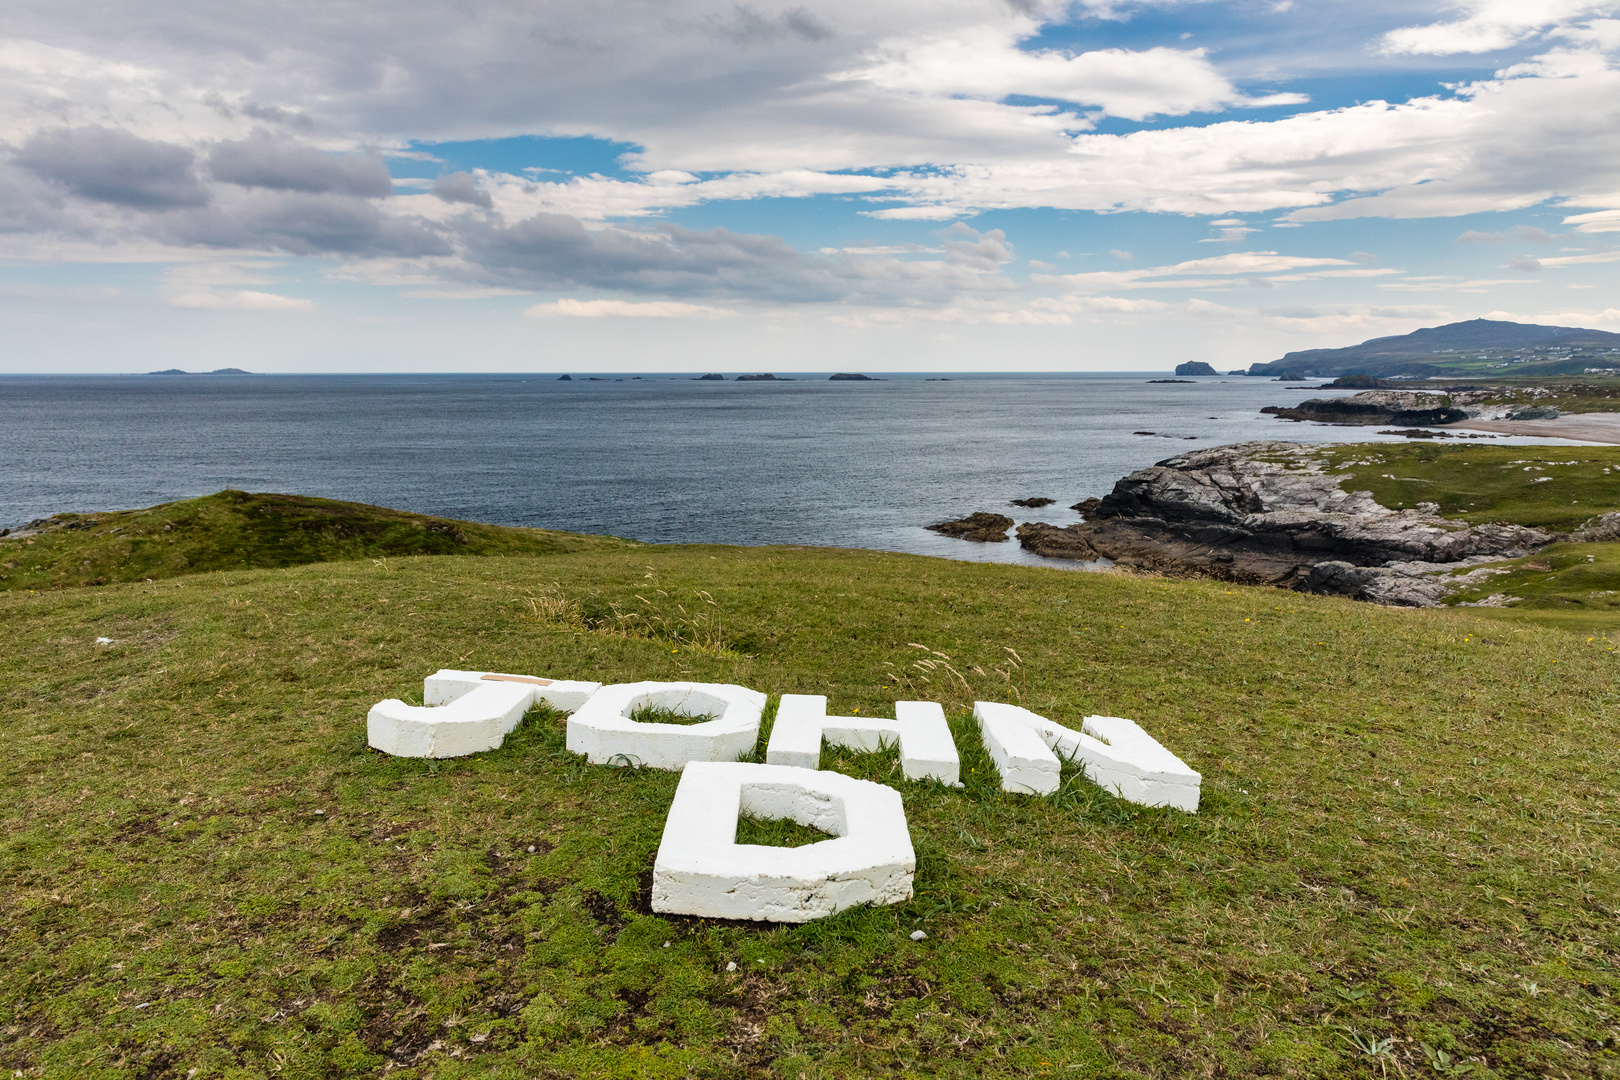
[4,0,1620,373]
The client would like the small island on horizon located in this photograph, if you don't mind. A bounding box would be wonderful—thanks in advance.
[148,368,253,375]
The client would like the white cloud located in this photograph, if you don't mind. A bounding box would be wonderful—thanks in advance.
[1376,277,1534,292]
[1030,294,1170,315]
[5,0,1620,330]
[4,3,1620,251]
[1044,251,1360,292]
[1538,248,1620,266]
[526,298,738,318]
[851,36,1305,122]
[1563,208,1620,232]
[1381,0,1616,56]
[167,288,313,310]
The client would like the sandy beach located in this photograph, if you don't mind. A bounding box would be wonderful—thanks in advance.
[1447,411,1620,444]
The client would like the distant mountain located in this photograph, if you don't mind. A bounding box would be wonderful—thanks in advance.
[147,367,254,375]
[1247,319,1620,379]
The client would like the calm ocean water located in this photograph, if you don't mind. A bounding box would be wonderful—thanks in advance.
[0,372,1463,566]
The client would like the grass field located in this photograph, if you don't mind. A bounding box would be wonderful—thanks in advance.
[3,535,1618,1078]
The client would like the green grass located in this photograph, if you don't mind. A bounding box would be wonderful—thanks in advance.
[734,815,836,849]
[0,490,635,592]
[3,541,1619,1079]
[1311,443,1620,533]
[1444,541,1620,619]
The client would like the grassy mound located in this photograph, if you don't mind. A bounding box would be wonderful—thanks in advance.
[0,490,634,591]
[2,542,1616,1078]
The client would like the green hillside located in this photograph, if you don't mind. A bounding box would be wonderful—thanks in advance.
[2,534,1616,1078]
[0,490,635,591]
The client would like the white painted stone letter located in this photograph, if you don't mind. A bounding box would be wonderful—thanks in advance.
[974,701,1062,796]
[974,702,1201,811]
[369,669,602,758]
[766,694,959,784]
[651,761,915,922]
[566,681,765,770]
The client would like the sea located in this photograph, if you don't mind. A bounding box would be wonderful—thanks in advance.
[0,372,1564,568]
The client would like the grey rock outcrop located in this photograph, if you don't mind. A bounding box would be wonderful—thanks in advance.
[1016,442,1550,604]
[1573,511,1620,542]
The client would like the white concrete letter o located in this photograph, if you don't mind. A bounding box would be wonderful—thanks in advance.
[566,681,765,770]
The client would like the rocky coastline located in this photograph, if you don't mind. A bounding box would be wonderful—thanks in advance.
[1008,441,1612,606]
[1262,388,1559,427]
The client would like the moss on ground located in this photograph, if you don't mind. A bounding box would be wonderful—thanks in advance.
[2,542,1618,1078]
[0,490,634,592]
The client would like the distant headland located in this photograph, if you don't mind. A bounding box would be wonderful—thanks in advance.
[148,368,253,375]
[1246,318,1620,379]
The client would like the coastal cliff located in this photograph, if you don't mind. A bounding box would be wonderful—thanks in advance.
[1016,442,1554,605]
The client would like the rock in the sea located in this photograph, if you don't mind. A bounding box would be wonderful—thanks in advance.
[1010,497,1054,508]
[1261,390,1468,427]
[1174,361,1218,376]
[557,374,572,380]
[696,373,726,381]
[829,373,875,381]
[1016,441,1550,605]
[736,373,792,381]
[928,512,1014,543]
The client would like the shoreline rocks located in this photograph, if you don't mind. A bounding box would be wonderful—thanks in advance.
[1014,442,1551,605]
[1261,390,1468,426]
[1262,388,1561,428]
[928,512,1013,543]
